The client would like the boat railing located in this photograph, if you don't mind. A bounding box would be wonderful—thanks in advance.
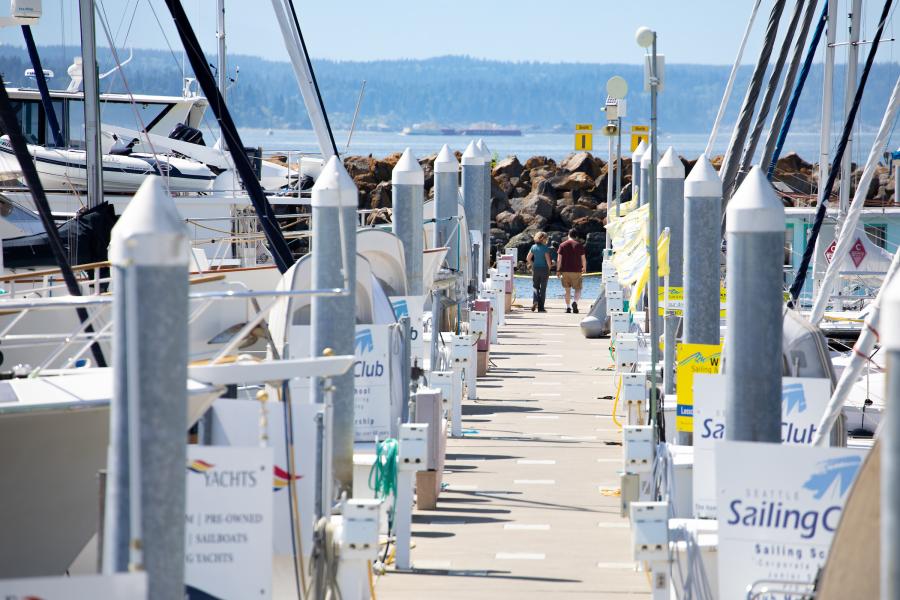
[0,283,346,375]
[746,579,815,599]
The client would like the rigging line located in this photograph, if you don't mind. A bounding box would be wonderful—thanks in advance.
[768,2,829,178]
[95,6,166,183]
[738,0,808,182]
[284,0,339,156]
[145,0,184,73]
[788,0,894,304]
[0,81,107,368]
[163,0,294,273]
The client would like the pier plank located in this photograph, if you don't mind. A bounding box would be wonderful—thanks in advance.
[377,300,649,599]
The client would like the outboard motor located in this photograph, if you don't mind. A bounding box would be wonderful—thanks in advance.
[579,282,610,338]
[168,122,206,146]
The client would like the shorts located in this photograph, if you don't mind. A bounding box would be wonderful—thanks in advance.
[560,271,583,291]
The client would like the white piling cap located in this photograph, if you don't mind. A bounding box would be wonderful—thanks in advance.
[461,140,484,166]
[476,139,491,160]
[632,139,647,162]
[312,155,358,208]
[392,148,424,186]
[434,144,459,173]
[883,274,900,351]
[640,145,655,168]
[110,176,189,266]
[725,166,784,233]
[657,147,684,179]
[685,154,722,198]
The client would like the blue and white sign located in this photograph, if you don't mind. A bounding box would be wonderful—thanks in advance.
[716,441,864,599]
[692,375,831,518]
[391,295,425,365]
[353,325,392,440]
[287,324,394,442]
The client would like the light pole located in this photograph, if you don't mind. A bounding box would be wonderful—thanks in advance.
[636,26,661,427]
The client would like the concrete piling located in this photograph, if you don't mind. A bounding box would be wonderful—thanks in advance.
[462,141,485,286]
[311,156,358,498]
[477,139,492,279]
[640,144,655,208]
[657,147,685,286]
[724,166,784,443]
[434,144,460,271]
[631,139,647,206]
[684,155,723,346]
[392,148,425,296]
[104,176,189,598]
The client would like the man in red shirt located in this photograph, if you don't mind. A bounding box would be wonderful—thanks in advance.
[556,229,587,313]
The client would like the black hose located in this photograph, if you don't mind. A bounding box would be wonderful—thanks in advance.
[0,80,107,368]
[788,0,894,304]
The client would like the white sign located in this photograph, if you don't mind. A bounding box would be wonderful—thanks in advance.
[185,445,273,599]
[693,375,831,518]
[390,295,425,366]
[716,441,864,599]
[288,324,395,442]
[353,325,392,440]
[0,573,146,599]
[211,400,320,559]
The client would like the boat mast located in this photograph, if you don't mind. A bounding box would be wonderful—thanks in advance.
[812,0,839,300]
[839,0,862,226]
[78,0,104,209]
[216,0,226,100]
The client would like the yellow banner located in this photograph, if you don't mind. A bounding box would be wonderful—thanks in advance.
[658,287,728,316]
[675,343,722,432]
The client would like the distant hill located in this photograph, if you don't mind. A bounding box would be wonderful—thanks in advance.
[0,46,895,134]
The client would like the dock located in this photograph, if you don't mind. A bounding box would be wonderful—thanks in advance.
[379,299,649,599]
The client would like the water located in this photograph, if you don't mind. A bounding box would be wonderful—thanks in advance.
[240,128,892,164]
[514,274,602,303]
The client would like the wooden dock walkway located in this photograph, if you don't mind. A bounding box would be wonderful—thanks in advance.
[378,299,649,599]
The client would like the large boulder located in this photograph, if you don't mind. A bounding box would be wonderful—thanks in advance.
[495,210,526,235]
[491,227,510,248]
[533,179,556,198]
[510,194,555,220]
[344,155,372,179]
[493,156,524,179]
[491,195,511,219]
[370,181,392,209]
[572,214,606,237]
[560,151,603,178]
[559,204,593,227]
[523,156,556,171]
[550,171,595,193]
[776,152,813,176]
[507,231,536,260]
[373,153,401,182]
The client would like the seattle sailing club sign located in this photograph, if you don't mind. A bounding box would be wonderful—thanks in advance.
[692,375,831,517]
[716,441,864,599]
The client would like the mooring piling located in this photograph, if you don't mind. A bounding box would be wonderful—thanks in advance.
[392,148,425,296]
[724,166,784,443]
[311,156,358,497]
[105,176,190,598]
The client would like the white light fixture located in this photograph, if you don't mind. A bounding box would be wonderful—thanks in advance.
[635,26,654,49]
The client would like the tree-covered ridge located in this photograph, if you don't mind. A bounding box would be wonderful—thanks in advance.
[0,46,895,132]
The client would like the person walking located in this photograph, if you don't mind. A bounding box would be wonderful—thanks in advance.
[556,228,587,313]
[526,231,553,312]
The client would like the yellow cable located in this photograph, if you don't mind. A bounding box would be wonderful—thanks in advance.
[611,376,623,430]
[368,560,378,600]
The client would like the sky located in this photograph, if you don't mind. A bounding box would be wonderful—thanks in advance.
[1,0,898,65]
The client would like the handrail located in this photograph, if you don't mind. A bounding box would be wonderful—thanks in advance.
[0,261,111,283]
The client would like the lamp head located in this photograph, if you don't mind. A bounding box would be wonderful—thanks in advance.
[635,26,655,49]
